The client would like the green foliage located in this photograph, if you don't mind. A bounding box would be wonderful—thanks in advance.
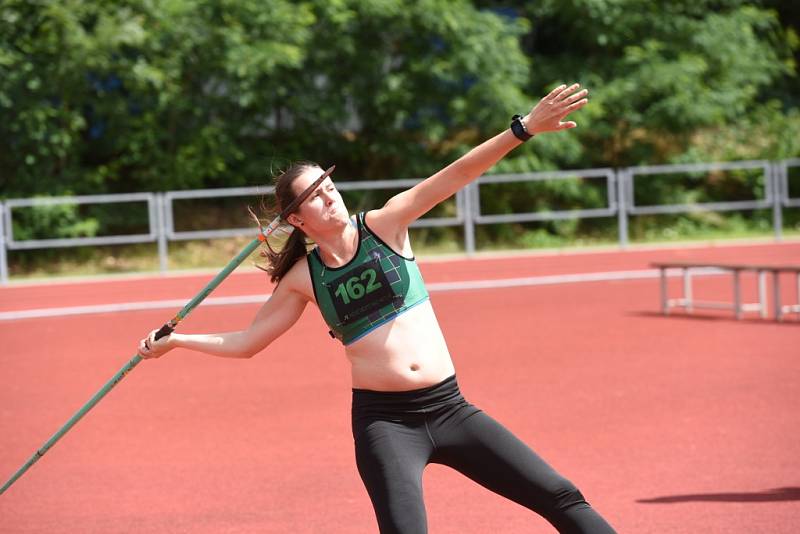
[0,0,533,197]
[0,0,314,196]
[277,0,533,179]
[1,0,798,274]
[11,203,99,240]
[522,0,796,166]
[3,0,795,193]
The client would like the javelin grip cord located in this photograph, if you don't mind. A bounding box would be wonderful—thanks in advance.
[154,323,174,341]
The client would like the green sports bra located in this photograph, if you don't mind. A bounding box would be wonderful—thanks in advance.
[306,212,430,345]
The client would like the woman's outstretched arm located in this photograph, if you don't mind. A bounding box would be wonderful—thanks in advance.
[373,83,588,230]
[138,265,309,360]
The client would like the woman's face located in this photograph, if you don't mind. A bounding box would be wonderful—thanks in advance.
[289,166,349,230]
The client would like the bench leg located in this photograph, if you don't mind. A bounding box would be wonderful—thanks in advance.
[796,273,800,319]
[683,268,693,313]
[733,270,742,320]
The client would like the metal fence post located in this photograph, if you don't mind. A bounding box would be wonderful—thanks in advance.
[157,193,168,273]
[0,202,8,285]
[462,184,476,255]
[771,161,783,242]
[617,168,629,248]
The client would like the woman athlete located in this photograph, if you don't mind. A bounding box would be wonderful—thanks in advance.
[138,83,616,534]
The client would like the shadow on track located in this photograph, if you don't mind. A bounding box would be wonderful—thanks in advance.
[626,310,800,327]
[637,487,800,504]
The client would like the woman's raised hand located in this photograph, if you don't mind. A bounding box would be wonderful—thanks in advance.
[137,329,174,359]
[523,83,589,135]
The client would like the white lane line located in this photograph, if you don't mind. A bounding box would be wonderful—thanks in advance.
[0,268,724,321]
[0,295,271,320]
[426,269,661,291]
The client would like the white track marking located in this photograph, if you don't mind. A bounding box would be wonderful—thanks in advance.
[0,268,726,321]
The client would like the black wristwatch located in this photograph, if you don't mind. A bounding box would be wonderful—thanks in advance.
[510,114,533,141]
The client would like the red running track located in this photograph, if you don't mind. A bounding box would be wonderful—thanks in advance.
[1,241,798,533]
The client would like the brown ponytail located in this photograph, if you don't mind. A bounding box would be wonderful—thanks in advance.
[256,161,321,284]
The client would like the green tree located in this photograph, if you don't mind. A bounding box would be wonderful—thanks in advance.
[0,0,314,198]
[268,0,536,181]
[2,0,798,258]
[518,0,797,166]
[1,0,541,199]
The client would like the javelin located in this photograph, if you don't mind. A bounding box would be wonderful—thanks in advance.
[0,165,335,496]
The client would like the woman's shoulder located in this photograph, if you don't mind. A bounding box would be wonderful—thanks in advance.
[278,254,314,301]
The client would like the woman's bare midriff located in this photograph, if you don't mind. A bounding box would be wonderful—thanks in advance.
[345,301,456,392]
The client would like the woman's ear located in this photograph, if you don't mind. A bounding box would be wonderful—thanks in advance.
[286,213,303,228]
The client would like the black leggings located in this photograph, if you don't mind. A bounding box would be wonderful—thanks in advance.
[352,375,616,534]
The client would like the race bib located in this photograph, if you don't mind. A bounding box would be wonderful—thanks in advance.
[326,258,397,325]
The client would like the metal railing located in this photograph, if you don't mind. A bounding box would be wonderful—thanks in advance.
[1,193,159,282]
[467,168,618,250]
[1,159,798,284]
[777,158,800,209]
[622,160,777,246]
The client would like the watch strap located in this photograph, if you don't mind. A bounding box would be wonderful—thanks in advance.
[510,114,533,141]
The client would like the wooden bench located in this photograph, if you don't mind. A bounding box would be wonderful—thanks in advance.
[650,261,800,322]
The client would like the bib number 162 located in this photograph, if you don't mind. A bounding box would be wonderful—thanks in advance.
[334,268,382,305]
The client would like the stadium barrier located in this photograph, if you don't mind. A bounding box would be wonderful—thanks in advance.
[1,159,798,284]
